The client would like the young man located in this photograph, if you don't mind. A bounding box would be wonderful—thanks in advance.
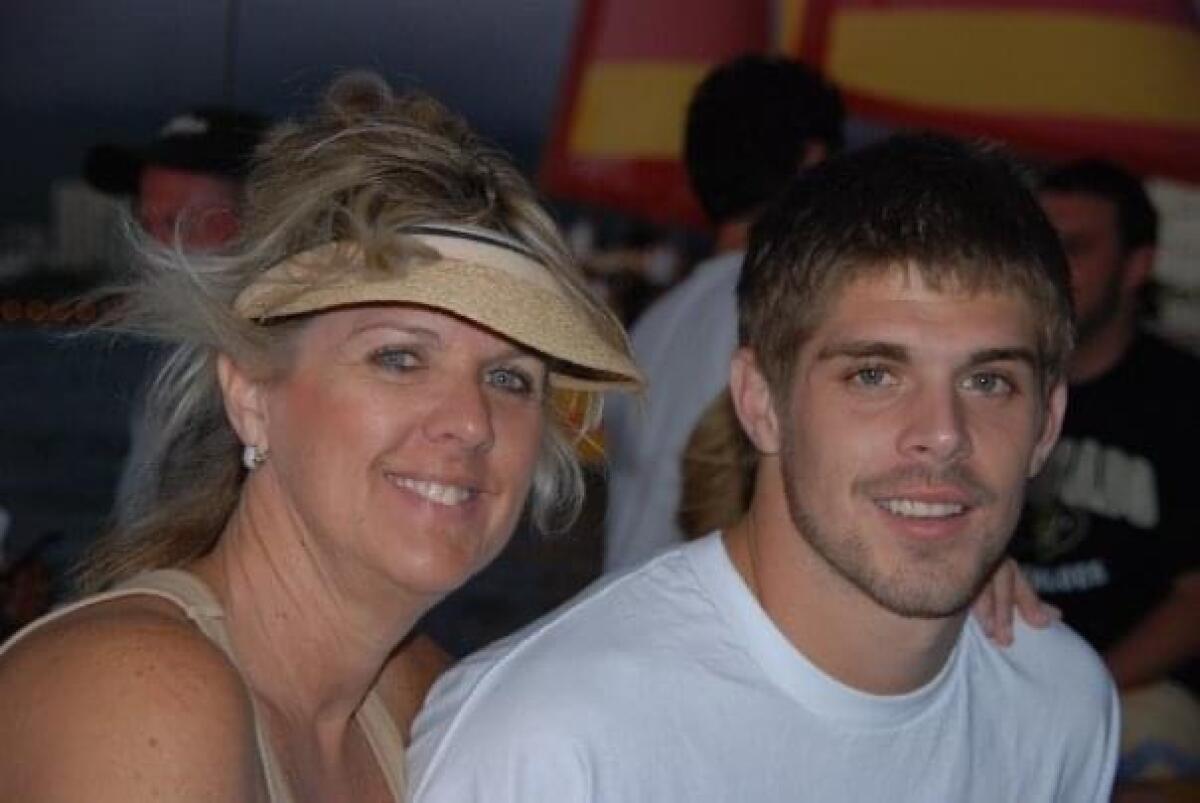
[409,135,1118,801]
[1012,160,1200,777]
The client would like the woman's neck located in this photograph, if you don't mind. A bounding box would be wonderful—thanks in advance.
[189,488,427,733]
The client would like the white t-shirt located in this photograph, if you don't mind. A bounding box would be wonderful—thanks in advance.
[603,252,744,572]
[410,533,1119,803]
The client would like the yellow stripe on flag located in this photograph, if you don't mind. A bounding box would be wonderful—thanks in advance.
[828,10,1200,126]
[775,0,808,54]
[570,63,711,158]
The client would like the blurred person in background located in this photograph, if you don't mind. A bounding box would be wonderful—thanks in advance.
[86,105,269,528]
[0,108,266,612]
[604,55,845,572]
[85,106,267,250]
[0,72,640,802]
[0,507,55,642]
[1012,158,1200,782]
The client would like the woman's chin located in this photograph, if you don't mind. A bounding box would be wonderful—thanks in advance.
[381,536,508,601]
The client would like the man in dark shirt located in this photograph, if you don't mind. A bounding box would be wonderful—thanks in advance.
[1012,159,1200,780]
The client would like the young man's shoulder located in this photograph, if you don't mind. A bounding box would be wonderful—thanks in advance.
[968,616,1117,729]
[409,541,723,768]
[977,618,1120,795]
[429,542,714,696]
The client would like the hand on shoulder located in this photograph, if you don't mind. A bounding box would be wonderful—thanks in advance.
[0,597,264,802]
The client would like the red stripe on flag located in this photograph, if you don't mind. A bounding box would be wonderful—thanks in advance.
[590,0,770,60]
[830,0,1193,26]
[541,0,607,214]
[797,0,837,64]
[543,157,709,230]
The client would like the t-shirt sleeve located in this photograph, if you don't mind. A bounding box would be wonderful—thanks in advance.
[1058,667,1121,802]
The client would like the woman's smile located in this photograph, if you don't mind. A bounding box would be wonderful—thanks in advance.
[386,473,480,507]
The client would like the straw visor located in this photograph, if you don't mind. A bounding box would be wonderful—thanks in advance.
[233,225,643,392]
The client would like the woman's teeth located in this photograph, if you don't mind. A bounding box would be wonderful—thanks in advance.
[391,476,473,506]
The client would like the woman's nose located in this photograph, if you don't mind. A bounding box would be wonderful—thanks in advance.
[422,378,496,453]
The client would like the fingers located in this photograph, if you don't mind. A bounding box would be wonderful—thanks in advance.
[1013,563,1060,628]
[971,571,1000,644]
[973,559,1060,647]
[990,560,1016,646]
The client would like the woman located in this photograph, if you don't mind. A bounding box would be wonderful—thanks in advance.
[0,73,641,802]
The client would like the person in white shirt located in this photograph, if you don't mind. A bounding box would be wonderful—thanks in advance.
[604,55,844,571]
[410,134,1119,802]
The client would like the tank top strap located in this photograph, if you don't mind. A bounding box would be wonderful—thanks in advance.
[357,689,408,797]
[114,569,235,653]
[0,568,231,662]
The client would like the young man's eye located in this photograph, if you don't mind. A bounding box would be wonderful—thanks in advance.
[850,366,895,388]
[962,372,1014,396]
[371,347,420,371]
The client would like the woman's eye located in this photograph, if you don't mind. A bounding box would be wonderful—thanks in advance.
[371,347,420,372]
[488,367,535,396]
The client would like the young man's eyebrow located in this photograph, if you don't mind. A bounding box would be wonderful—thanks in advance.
[816,342,1039,370]
[815,341,909,362]
[966,347,1038,368]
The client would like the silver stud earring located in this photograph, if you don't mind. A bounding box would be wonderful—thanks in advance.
[242,444,268,471]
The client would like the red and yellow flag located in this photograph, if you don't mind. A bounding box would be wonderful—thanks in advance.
[541,0,1199,227]
[782,0,1200,183]
[539,0,770,228]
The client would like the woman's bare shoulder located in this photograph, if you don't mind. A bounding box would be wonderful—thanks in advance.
[0,595,264,801]
[0,591,242,692]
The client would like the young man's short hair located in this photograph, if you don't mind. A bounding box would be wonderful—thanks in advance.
[1040,158,1159,253]
[684,55,844,224]
[738,133,1075,395]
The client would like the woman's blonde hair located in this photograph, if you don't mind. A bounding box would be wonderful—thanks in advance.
[678,391,756,539]
[77,72,630,592]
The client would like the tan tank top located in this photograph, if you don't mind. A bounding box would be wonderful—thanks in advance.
[0,569,407,802]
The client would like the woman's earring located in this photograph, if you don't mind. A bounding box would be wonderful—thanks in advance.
[242,444,268,471]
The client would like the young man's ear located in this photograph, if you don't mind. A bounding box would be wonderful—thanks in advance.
[729,348,781,456]
[1028,378,1068,478]
[216,353,270,452]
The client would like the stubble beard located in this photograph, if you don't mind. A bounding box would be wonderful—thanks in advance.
[778,435,1011,620]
